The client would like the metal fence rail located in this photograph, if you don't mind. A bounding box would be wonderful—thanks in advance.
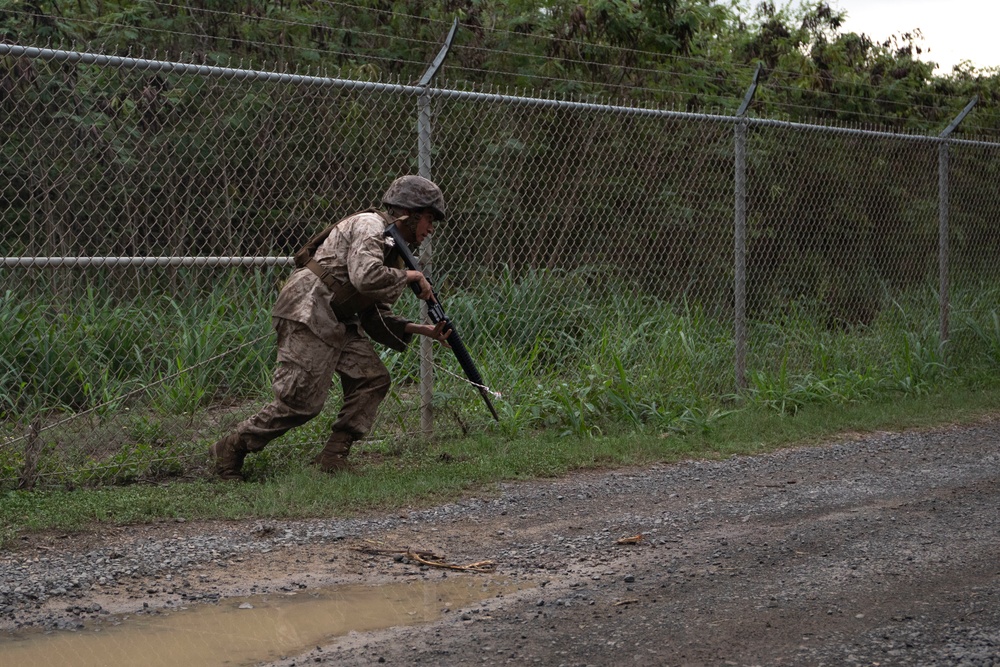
[2,42,998,489]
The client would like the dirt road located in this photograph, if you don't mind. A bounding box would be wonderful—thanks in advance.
[2,419,999,666]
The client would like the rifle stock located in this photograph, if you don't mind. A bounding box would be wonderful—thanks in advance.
[384,223,500,422]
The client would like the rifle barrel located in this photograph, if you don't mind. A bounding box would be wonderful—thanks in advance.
[386,224,500,421]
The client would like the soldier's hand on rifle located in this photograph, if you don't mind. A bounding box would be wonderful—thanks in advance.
[406,320,452,347]
[429,320,452,346]
[405,270,434,300]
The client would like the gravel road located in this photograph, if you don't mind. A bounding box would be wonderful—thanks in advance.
[2,418,999,666]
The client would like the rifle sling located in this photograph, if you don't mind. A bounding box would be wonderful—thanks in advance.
[300,209,400,321]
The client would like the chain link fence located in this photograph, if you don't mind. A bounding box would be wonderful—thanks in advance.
[2,44,998,489]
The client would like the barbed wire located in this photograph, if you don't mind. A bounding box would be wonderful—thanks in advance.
[452,42,737,85]
[449,49,968,122]
[756,101,915,127]
[2,1,987,116]
[449,42,976,122]
[439,62,743,108]
[756,98,950,129]
[0,333,273,449]
[140,0,449,53]
[0,7,432,75]
[961,124,1000,140]
[309,0,987,107]
[760,78,977,119]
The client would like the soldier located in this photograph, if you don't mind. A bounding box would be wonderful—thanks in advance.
[209,175,452,480]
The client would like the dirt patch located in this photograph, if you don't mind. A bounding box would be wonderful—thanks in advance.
[3,421,999,666]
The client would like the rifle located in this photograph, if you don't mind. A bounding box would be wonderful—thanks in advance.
[384,223,500,422]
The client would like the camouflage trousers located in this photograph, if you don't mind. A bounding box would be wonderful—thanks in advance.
[234,318,391,451]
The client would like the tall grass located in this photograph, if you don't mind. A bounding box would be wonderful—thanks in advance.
[1,272,276,419]
[2,268,1000,489]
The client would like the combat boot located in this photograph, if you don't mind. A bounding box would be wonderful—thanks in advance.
[209,433,248,481]
[312,433,354,474]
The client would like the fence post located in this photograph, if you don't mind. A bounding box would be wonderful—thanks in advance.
[415,18,458,437]
[733,64,761,393]
[937,96,978,352]
[17,418,42,490]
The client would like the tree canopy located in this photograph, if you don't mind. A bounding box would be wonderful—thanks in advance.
[1,1,996,134]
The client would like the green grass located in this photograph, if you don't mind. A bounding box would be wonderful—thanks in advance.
[0,271,277,419]
[2,385,998,547]
[3,268,1000,544]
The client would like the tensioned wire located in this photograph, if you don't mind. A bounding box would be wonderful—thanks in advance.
[0,363,497,489]
[371,289,503,403]
[0,283,502,455]
[0,333,272,449]
[3,3,983,121]
[0,307,494,484]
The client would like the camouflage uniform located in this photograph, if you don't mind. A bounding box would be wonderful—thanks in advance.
[232,211,413,455]
[210,175,446,479]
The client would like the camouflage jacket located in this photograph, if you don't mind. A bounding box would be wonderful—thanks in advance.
[272,211,414,352]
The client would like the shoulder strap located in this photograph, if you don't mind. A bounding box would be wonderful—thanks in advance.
[293,222,340,269]
[293,208,394,268]
[298,209,401,318]
[371,208,394,226]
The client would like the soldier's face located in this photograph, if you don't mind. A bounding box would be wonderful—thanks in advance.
[413,210,435,243]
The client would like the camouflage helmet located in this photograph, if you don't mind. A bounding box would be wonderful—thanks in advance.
[382,175,446,221]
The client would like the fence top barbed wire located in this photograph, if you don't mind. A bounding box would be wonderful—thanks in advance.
[4,2,990,123]
[1,42,994,153]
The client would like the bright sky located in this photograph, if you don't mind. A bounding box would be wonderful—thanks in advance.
[827,0,1000,74]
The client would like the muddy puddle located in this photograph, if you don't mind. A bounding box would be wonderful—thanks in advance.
[0,576,522,666]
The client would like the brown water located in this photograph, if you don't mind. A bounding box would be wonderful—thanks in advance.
[0,577,520,666]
